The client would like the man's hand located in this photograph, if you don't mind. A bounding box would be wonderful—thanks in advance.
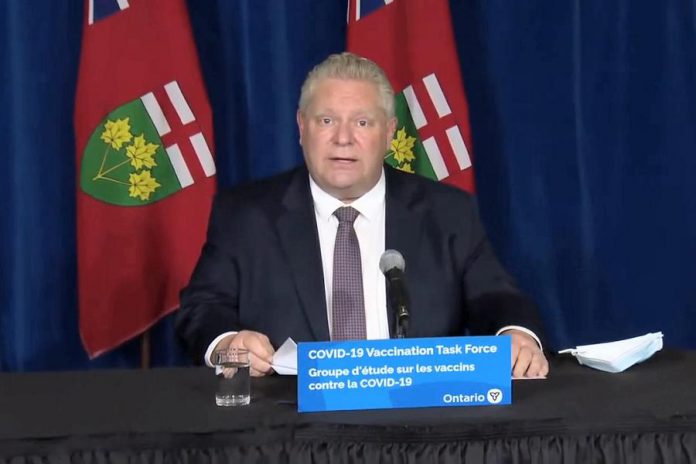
[503,329,549,378]
[214,330,275,377]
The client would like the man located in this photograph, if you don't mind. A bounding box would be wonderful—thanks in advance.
[176,52,549,378]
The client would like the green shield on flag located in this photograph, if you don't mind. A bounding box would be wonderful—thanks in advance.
[385,92,437,181]
[80,99,182,206]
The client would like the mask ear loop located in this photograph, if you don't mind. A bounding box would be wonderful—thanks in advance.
[558,348,578,355]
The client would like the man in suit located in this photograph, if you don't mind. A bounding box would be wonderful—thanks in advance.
[176,52,549,378]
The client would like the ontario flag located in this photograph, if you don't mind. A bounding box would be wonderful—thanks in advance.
[348,0,475,192]
[74,0,215,357]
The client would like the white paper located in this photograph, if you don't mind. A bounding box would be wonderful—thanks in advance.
[271,337,298,375]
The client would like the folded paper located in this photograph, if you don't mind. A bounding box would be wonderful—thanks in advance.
[271,338,298,375]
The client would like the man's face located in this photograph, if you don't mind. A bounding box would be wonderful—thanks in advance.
[297,78,396,202]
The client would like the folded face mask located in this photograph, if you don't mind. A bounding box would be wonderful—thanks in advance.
[559,332,663,373]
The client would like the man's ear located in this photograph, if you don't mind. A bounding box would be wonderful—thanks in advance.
[297,111,305,146]
[385,116,397,150]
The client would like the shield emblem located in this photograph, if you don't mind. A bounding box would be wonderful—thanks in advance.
[80,81,214,206]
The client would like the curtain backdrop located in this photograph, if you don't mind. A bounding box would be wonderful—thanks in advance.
[2,0,695,371]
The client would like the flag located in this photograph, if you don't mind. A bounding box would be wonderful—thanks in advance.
[347,0,475,192]
[74,0,216,357]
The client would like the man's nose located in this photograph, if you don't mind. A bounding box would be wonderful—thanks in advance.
[333,121,354,145]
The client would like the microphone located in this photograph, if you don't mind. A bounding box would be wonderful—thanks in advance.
[379,250,410,338]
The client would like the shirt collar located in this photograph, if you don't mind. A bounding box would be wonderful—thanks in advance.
[309,169,386,223]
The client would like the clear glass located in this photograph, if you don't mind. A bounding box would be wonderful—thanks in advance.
[213,348,251,406]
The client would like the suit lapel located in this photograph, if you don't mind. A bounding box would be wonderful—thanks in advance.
[384,167,426,337]
[275,167,331,341]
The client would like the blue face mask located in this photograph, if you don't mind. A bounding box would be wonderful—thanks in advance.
[559,332,663,373]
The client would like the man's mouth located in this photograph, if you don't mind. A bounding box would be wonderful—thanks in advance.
[330,156,357,163]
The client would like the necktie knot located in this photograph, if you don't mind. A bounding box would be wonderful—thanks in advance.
[334,206,359,224]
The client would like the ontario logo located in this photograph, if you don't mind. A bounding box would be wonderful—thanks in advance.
[80,80,215,206]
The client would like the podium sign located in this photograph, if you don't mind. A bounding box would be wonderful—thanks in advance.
[298,336,511,412]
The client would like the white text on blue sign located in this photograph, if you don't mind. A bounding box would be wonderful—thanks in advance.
[297,336,511,412]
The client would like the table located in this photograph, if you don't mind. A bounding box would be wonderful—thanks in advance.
[1,350,695,463]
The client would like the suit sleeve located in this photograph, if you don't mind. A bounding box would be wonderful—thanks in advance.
[175,194,243,364]
[460,197,546,343]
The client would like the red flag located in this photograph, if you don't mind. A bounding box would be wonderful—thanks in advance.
[347,0,475,192]
[74,0,215,357]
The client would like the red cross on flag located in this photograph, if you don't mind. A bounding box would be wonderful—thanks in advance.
[347,0,475,192]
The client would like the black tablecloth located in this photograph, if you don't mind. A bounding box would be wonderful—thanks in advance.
[1,350,695,463]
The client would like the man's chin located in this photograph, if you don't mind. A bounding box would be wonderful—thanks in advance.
[324,182,367,202]
[314,170,380,201]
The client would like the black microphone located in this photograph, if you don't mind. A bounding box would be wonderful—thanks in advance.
[379,250,410,338]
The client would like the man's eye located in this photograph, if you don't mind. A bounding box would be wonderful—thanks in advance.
[320,118,332,125]
[357,120,369,127]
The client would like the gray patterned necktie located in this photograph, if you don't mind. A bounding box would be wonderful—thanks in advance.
[331,206,366,340]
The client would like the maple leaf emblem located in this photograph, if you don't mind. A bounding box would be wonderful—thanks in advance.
[386,127,418,173]
[126,134,159,170]
[100,118,133,150]
[398,163,414,173]
[128,170,161,201]
[390,128,416,164]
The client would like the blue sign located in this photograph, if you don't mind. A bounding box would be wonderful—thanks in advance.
[297,336,511,412]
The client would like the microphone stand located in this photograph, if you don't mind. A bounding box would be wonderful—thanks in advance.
[394,306,409,339]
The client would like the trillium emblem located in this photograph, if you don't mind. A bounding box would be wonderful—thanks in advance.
[487,388,503,404]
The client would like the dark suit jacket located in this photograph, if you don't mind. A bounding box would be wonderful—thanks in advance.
[176,165,544,363]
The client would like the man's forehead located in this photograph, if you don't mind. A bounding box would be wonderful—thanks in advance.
[308,80,382,112]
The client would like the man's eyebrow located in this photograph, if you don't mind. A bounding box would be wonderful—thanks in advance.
[311,108,335,115]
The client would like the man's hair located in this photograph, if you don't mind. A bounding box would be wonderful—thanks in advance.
[298,52,395,119]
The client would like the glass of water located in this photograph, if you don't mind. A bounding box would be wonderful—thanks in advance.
[213,348,251,406]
